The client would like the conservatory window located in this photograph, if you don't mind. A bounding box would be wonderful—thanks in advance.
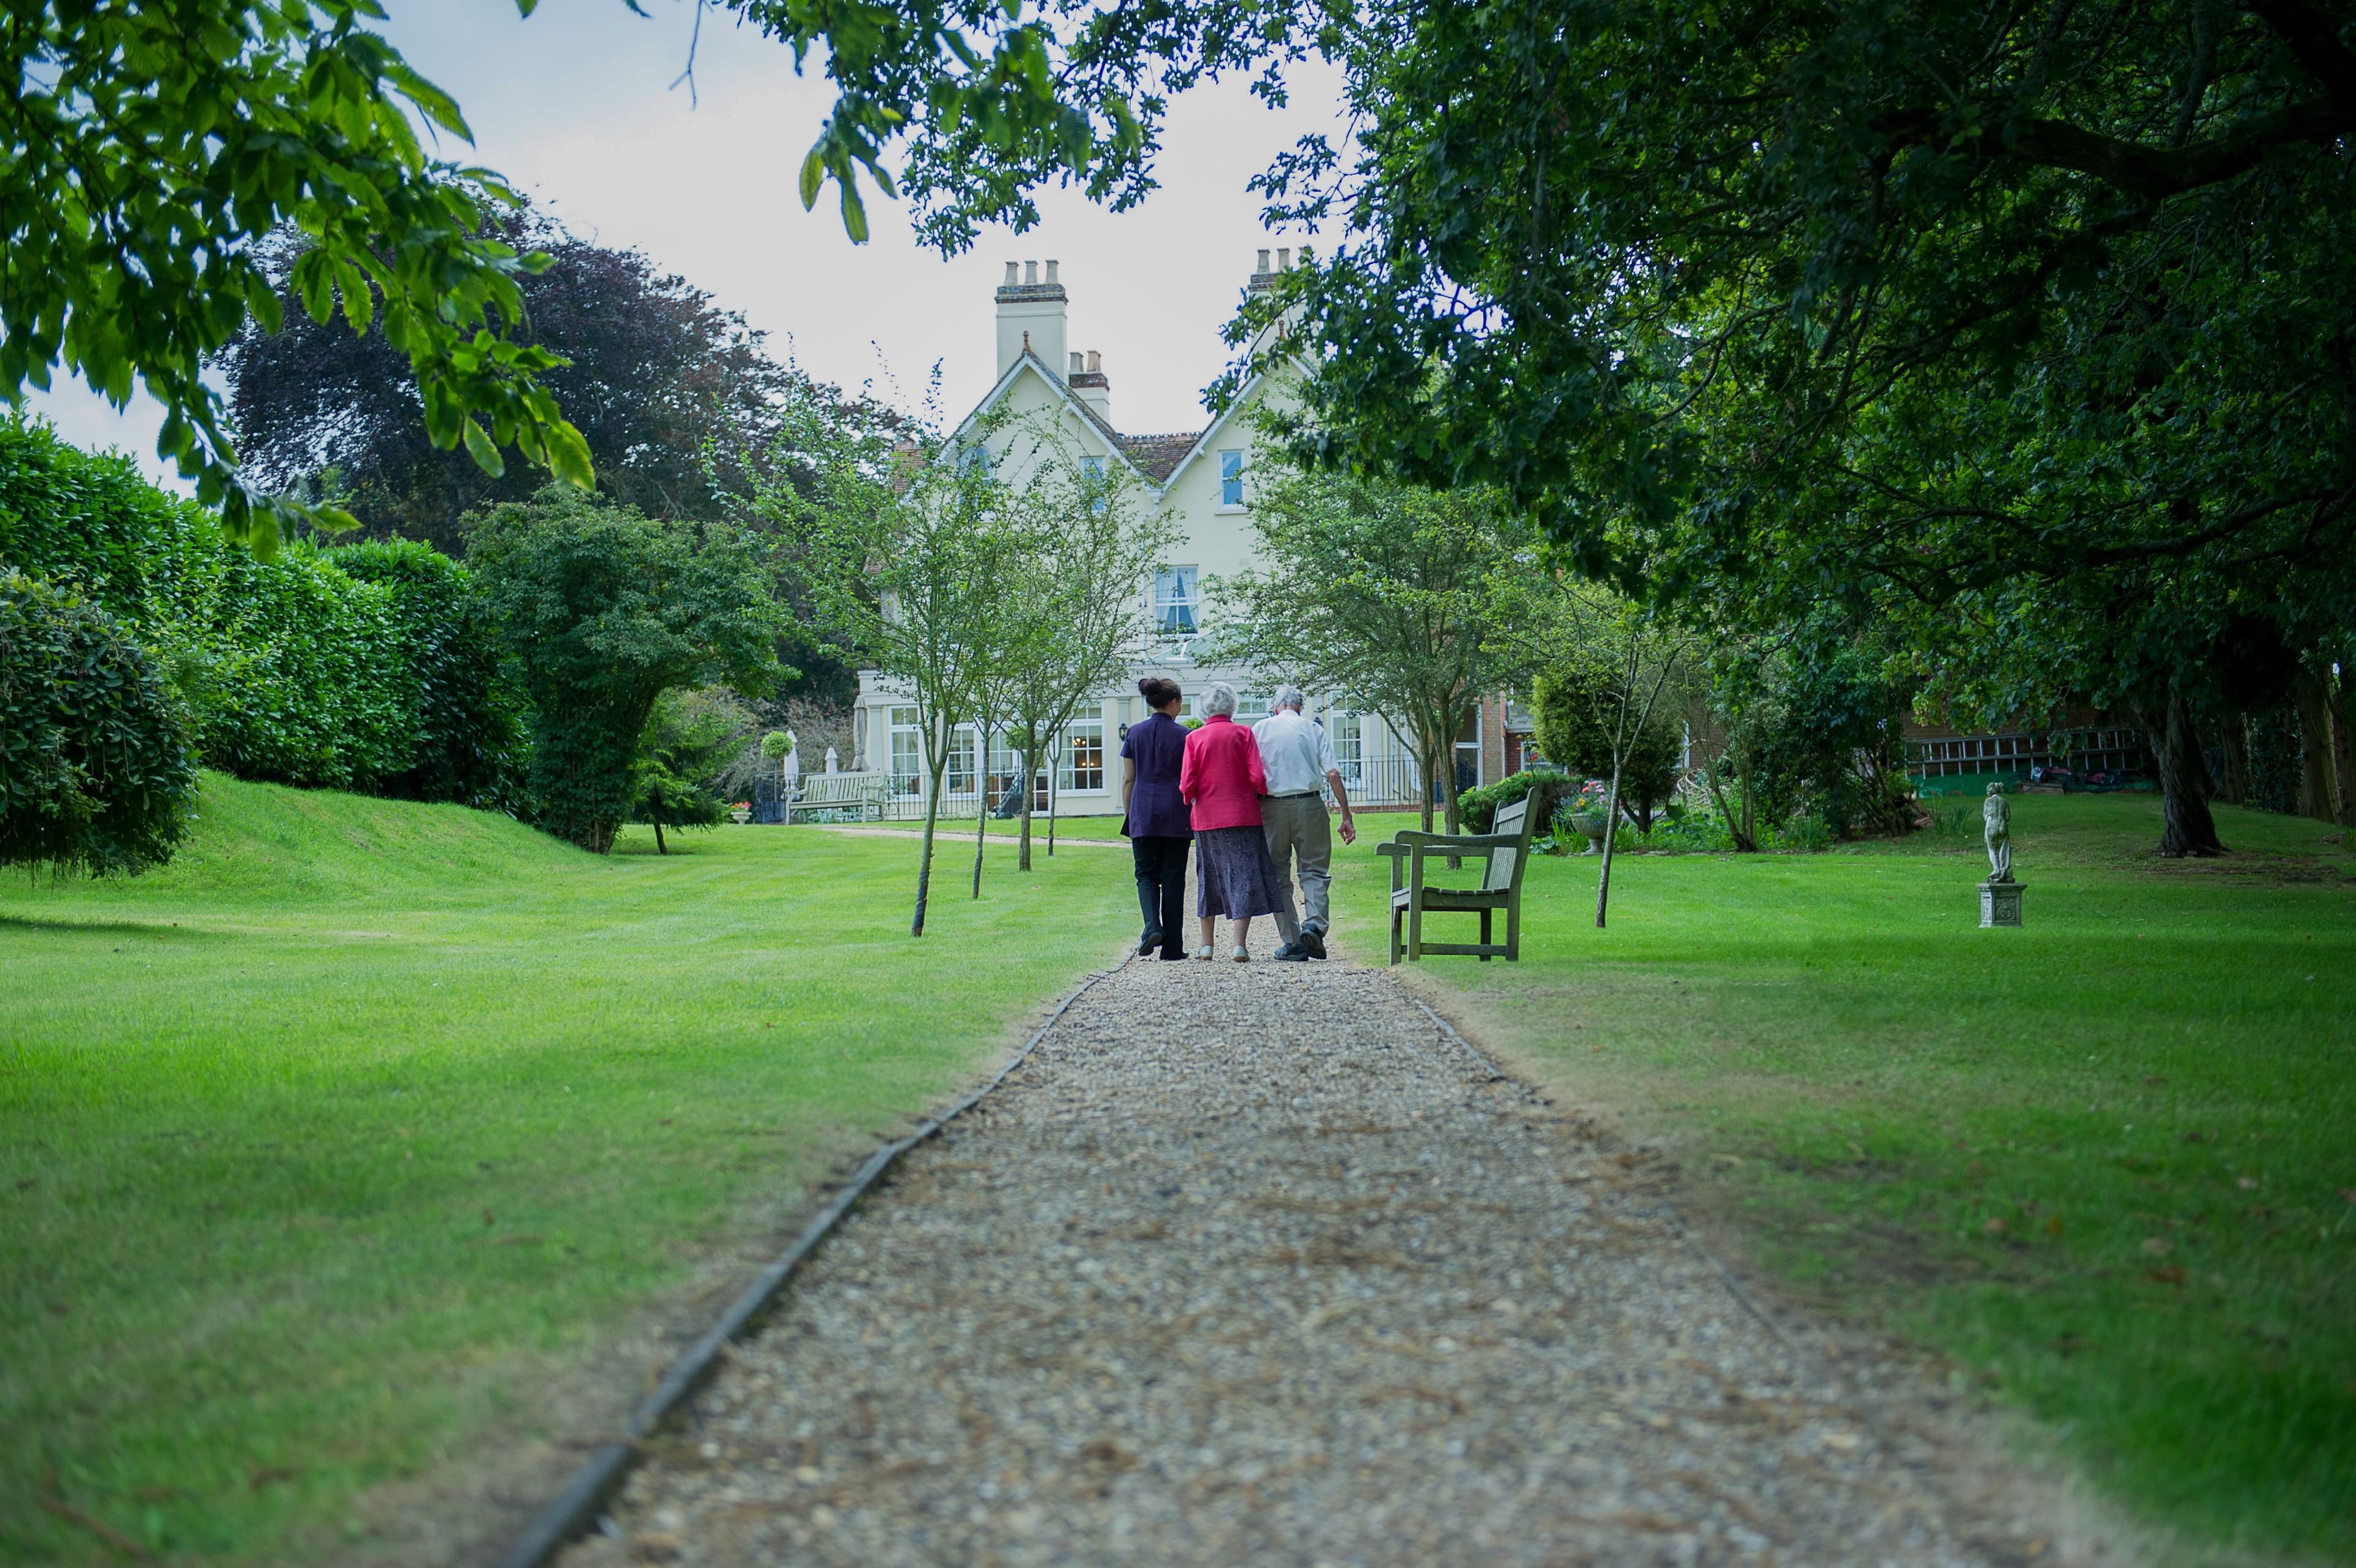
[889,707,922,795]
[1153,566,1198,635]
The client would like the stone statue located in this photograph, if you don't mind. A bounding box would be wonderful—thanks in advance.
[824,745,839,774]
[781,729,801,792]
[1983,782,2013,882]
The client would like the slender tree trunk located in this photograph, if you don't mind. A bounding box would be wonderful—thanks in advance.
[2141,690,2225,857]
[1047,745,1060,856]
[2210,717,2250,805]
[1595,753,1625,927]
[2327,664,2355,828]
[1418,739,1438,833]
[653,820,666,855]
[914,757,947,935]
[1701,751,1758,852]
[2292,666,2341,824]
[972,778,990,897]
[1017,738,1036,870]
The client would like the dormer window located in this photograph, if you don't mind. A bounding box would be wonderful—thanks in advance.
[1153,566,1198,635]
[1218,449,1244,507]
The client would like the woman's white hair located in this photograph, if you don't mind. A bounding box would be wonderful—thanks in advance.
[1272,683,1307,712]
[1202,681,1239,717]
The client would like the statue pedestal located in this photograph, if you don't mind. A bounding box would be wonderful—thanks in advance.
[1980,880,2025,928]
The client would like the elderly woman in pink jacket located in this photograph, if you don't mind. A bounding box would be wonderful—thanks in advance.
[1177,682,1292,961]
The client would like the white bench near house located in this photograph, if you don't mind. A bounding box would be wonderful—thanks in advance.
[782,771,891,823]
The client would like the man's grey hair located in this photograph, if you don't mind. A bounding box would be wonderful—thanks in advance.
[1272,683,1307,712]
[1203,681,1239,717]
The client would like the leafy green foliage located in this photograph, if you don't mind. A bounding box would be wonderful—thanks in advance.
[0,421,525,802]
[1454,769,1568,837]
[329,539,528,809]
[468,486,785,853]
[1209,469,1526,832]
[223,207,834,552]
[0,574,197,874]
[0,0,590,547]
[1531,667,1681,831]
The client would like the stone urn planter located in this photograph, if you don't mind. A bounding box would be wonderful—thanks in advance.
[1569,811,1609,855]
[729,804,752,824]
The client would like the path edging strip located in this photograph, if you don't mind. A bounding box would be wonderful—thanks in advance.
[491,957,1128,1568]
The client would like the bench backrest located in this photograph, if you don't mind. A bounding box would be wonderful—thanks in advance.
[795,772,886,803]
[1482,796,1533,893]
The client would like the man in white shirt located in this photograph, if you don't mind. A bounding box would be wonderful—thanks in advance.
[1252,685,1357,961]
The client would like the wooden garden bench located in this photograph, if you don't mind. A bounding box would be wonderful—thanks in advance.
[782,772,890,823]
[1376,794,1538,964]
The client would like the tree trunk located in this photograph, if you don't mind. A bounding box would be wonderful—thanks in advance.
[2292,666,2341,824]
[2327,664,2355,828]
[1595,754,1626,928]
[1017,740,1036,871]
[1047,753,1059,856]
[2141,690,2225,857]
[652,820,666,855]
[972,780,990,897]
[913,759,945,935]
[1418,740,1438,833]
[1700,751,1758,852]
[2209,717,2250,805]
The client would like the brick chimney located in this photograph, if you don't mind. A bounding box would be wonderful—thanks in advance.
[996,258,1067,380]
[1068,347,1111,421]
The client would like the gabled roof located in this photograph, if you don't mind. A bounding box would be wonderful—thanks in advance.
[952,349,1163,488]
[1116,432,1199,484]
[1155,370,1274,492]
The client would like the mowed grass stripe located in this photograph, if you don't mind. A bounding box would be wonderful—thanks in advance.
[1336,792,2355,1559]
[1,774,1126,1564]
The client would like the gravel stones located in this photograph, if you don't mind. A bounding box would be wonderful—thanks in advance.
[559,956,2063,1567]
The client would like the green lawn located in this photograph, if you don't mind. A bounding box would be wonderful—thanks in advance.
[1,776,1126,1564]
[1336,793,2356,1560]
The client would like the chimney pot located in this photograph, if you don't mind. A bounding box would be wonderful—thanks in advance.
[1044,259,1060,283]
[1257,248,1271,274]
[1070,351,1085,375]
[1087,350,1101,373]
[1003,261,1019,285]
[1277,247,1292,270]
[1025,260,1038,285]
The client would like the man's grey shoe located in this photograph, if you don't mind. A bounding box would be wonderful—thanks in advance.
[1273,942,1310,962]
[1298,929,1328,961]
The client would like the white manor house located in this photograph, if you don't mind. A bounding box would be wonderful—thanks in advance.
[845,252,1534,819]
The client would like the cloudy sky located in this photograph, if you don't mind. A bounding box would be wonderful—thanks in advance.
[28,0,1346,486]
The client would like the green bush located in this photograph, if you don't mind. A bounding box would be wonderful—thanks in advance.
[1530,666,1685,829]
[0,574,198,874]
[1456,768,1570,834]
[468,486,782,853]
[0,421,523,805]
[330,539,527,809]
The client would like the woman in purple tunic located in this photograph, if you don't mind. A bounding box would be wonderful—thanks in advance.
[1120,675,1192,959]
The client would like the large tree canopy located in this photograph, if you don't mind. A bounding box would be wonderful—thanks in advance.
[222,207,817,551]
[750,0,2356,855]
[2,0,588,548]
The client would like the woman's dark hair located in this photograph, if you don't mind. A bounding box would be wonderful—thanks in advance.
[1138,675,1183,709]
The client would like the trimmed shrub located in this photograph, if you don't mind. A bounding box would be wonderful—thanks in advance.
[331,539,528,809]
[0,420,523,805]
[1456,769,1570,834]
[0,574,198,874]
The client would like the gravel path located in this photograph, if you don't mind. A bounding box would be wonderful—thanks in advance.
[561,951,2082,1567]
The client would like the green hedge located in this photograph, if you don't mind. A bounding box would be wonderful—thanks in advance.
[1457,768,1571,834]
[0,421,522,804]
[0,574,198,873]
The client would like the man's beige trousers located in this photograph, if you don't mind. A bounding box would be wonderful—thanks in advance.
[1261,793,1332,943]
